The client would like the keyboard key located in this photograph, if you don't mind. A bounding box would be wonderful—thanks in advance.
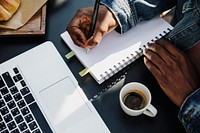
[4,113,13,123]
[29,102,53,133]
[29,121,38,130]
[2,72,14,88]
[13,68,19,74]
[16,74,23,81]
[11,128,20,133]
[10,86,18,95]
[20,87,30,96]
[20,80,26,87]
[21,107,29,116]
[25,114,33,123]
[7,121,17,130]
[4,94,12,102]
[13,76,18,83]
[18,122,28,132]
[32,129,41,133]
[23,130,31,133]
[7,100,16,109]
[0,76,5,88]
[17,100,26,108]
[0,106,9,115]
[13,74,23,82]
[24,94,35,104]
[11,108,20,117]
[13,93,22,102]
[0,122,6,131]
[15,114,23,124]
[0,99,5,108]
[0,87,9,95]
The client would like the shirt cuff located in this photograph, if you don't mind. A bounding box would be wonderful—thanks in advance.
[178,88,200,132]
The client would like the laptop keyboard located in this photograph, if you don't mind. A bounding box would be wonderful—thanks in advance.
[0,67,53,133]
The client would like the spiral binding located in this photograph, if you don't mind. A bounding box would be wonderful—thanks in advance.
[98,28,172,84]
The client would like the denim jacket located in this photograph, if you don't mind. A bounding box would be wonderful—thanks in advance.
[101,0,200,132]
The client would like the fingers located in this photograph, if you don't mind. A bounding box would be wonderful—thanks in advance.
[70,26,87,47]
[143,39,181,80]
[67,17,98,48]
[86,30,103,48]
[67,8,92,48]
[144,56,162,77]
[145,40,171,66]
[145,41,175,66]
[145,39,185,67]
[155,39,184,58]
[86,21,110,48]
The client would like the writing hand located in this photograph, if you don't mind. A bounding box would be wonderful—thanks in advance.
[144,39,200,107]
[67,5,118,49]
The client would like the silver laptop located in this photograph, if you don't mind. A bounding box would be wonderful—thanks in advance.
[0,41,110,133]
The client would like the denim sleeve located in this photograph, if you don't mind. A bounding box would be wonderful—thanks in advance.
[100,0,176,33]
[165,0,200,51]
[178,88,200,133]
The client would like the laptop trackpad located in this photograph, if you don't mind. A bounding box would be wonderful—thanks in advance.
[40,77,92,132]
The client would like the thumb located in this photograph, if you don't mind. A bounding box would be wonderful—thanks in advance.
[88,31,104,48]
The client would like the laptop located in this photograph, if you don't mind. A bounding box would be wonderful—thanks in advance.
[0,41,110,133]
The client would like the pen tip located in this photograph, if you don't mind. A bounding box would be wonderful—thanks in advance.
[86,49,90,54]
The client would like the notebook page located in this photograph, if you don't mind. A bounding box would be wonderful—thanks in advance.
[61,16,173,84]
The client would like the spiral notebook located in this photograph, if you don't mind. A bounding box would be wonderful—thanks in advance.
[61,16,173,84]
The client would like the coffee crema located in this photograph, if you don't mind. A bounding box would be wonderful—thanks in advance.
[123,90,147,110]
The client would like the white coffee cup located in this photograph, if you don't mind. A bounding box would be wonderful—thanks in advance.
[119,82,157,117]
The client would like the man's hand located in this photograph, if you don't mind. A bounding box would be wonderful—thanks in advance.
[67,5,118,49]
[144,39,200,107]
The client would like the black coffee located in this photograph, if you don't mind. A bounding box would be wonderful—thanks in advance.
[123,91,146,110]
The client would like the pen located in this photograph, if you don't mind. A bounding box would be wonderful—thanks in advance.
[86,0,101,54]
